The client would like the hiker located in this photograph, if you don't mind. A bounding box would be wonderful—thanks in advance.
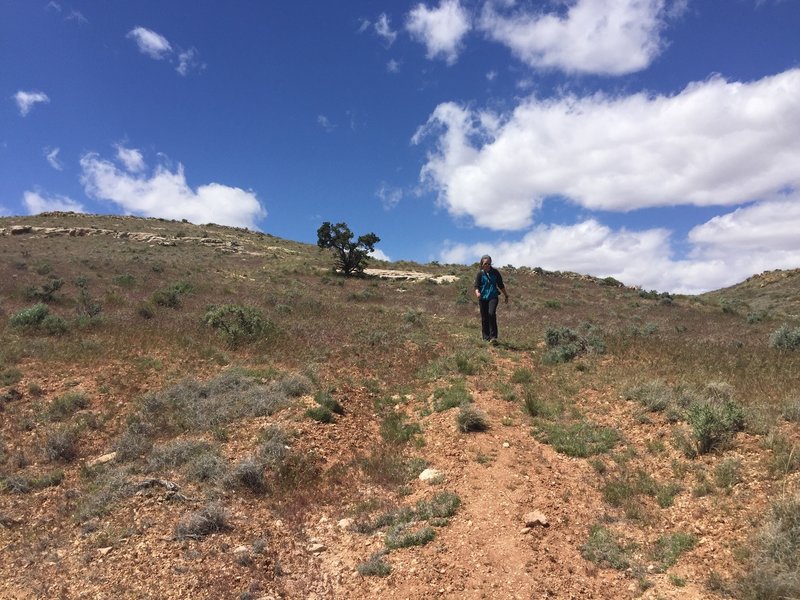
[473,255,509,344]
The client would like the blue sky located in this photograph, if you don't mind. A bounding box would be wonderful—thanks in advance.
[2,0,799,293]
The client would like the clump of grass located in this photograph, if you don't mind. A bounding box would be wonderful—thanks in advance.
[9,303,68,335]
[510,368,533,384]
[650,532,697,572]
[432,380,471,412]
[380,412,421,445]
[581,524,631,570]
[714,457,743,491]
[146,439,217,473]
[225,457,266,493]
[274,373,312,397]
[623,380,672,412]
[0,367,23,386]
[360,449,425,487]
[534,420,619,457]
[46,391,89,421]
[203,304,273,347]
[522,386,563,419]
[313,391,343,415]
[174,502,230,540]
[456,405,488,433]
[306,405,334,423]
[769,325,800,350]
[416,491,460,520]
[385,523,435,549]
[25,277,64,303]
[357,552,392,577]
[151,281,192,308]
[736,493,800,600]
[763,431,800,477]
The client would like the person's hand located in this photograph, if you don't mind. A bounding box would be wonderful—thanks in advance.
[504,295,509,304]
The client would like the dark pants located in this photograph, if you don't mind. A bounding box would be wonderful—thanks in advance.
[479,297,499,340]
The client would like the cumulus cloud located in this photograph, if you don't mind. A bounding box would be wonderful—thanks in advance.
[127,26,172,59]
[440,195,800,294]
[80,152,266,229]
[414,68,800,231]
[479,0,681,75]
[115,145,146,173]
[176,48,201,76]
[45,147,63,171]
[369,248,392,262]
[14,90,50,116]
[376,183,403,210]
[23,190,84,215]
[406,0,471,65]
[387,59,401,73]
[375,13,398,45]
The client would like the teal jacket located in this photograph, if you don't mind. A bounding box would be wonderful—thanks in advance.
[474,268,505,301]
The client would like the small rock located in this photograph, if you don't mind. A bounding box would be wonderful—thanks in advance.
[308,543,326,554]
[97,547,113,556]
[520,527,531,535]
[523,511,549,528]
[418,468,443,482]
[337,518,354,529]
[502,442,510,448]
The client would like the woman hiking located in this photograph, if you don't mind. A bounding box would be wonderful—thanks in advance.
[473,255,509,344]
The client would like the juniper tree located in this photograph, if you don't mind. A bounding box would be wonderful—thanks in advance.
[316,221,380,276]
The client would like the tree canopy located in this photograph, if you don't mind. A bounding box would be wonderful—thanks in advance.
[316,221,380,276]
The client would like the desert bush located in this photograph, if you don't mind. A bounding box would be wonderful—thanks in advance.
[112,273,136,286]
[385,523,435,549]
[686,390,745,454]
[225,457,266,493]
[9,303,50,328]
[510,368,533,384]
[44,425,80,462]
[274,373,312,397]
[456,405,488,433]
[415,491,460,520]
[534,420,619,458]
[146,439,216,472]
[715,457,743,491]
[763,430,800,477]
[582,524,631,570]
[360,449,425,487]
[47,391,89,421]
[152,281,192,308]
[522,387,563,419]
[736,493,800,600]
[769,325,800,351]
[306,405,334,423]
[203,304,272,347]
[25,277,63,303]
[174,502,230,540]
[357,552,392,577]
[0,367,22,386]
[542,323,605,364]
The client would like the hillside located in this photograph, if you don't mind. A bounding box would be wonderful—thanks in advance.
[1,212,799,600]
[701,268,800,319]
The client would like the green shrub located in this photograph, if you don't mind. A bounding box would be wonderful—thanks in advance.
[416,491,460,519]
[25,277,63,302]
[522,387,563,419]
[769,325,800,351]
[152,281,192,308]
[306,405,334,423]
[0,368,22,386]
[226,457,266,492]
[9,303,50,328]
[623,381,672,412]
[47,391,89,421]
[715,457,743,491]
[543,323,605,364]
[385,523,435,549]
[510,368,533,384]
[687,393,745,454]
[314,391,344,415]
[357,552,392,577]
[203,304,272,347]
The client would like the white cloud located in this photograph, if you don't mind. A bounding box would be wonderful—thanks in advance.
[317,115,336,132]
[689,192,800,254]
[80,152,266,229]
[176,48,201,76]
[115,144,146,173]
[406,0,471,65]
[479,0,681,75]
[387,59,401,73]
[23,190,84,214]
[66,10,88,24]
[369,248,392,262]
[14,90,50,116]
[376,183,403,210]
[375,13,398,45]
[127,27,172,60]
[45,147,63,171]
[414,68,800,231]
[441,220,800,294]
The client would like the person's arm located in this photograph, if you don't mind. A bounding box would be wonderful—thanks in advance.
[474,271,482,299]
[497,270,509,303]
